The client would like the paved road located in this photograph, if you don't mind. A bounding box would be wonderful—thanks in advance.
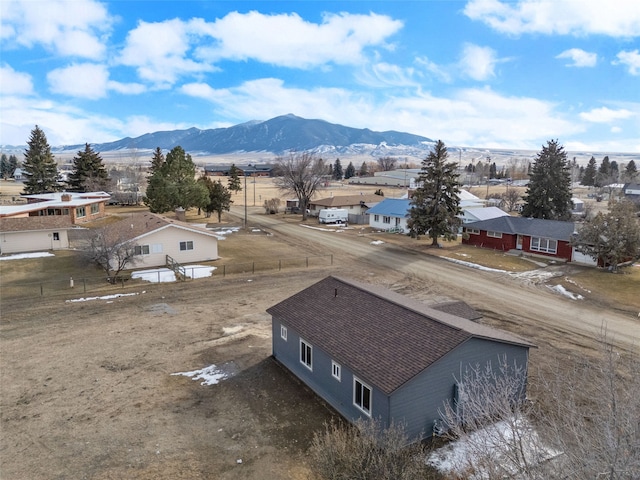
[232,206,640,353]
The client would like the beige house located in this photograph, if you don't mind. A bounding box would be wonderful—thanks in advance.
[0,217,73,254]
[308,194,383,217]
[113,212,219,269]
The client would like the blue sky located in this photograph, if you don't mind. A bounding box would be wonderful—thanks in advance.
[1,0,639,152]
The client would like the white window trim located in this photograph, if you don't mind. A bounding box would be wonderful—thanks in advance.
[280,325,287,341]
[135,244,150,255]
[179,240,194,251]
[466,228,480,235]
[300,339,312,371]
[353,376,372,416]
[332,361,341,381]
[487,230,503,238]
[530,237,557,254]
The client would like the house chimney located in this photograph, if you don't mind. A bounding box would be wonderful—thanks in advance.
[61,193,71,202]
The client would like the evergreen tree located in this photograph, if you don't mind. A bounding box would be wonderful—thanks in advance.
[489,162,497,179]
[144,146,208,213]
[610,160,619,183]
[408,140,462,245]
[333,158,343,180]
[227,164,242,193]
[149,147,165,176]
[198,176,233,221]
[344,161,356,179]
[8,154,18,178]
[521,139,572,221]
[68,143,109,192]
[596,155,611,187]
[0,154,8,179]
[581,156,597,187]
[359,162,368,176]
[22,125,60,194]
[623,160,637,182]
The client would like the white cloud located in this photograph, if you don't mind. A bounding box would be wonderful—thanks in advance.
[613,49,640,75]
[579,107,634,123]
[0,63,34,95]
[118,18,217,86]
[195,11,403,68]
[48,63,110,99]
[556,48,597,67]
[464,0,640,37]
[0,0,112,58]
[460,43,499,81]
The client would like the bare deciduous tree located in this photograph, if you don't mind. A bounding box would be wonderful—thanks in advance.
[263,197,280,214]
[377,156,397,171]
[80,223,138,283]
[274,152,326,220]
[502,188,522,212]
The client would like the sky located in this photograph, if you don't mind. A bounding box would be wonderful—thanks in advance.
[1,0,639,153]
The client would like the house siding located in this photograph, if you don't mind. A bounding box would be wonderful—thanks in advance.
[128,227,218,268]
[390,338,529,440]
[272,319,391,427]
[522,237,573,261]
[463,230,517,251]
[0,229,69,254]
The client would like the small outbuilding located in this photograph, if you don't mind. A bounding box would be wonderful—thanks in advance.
[268,276,534,441]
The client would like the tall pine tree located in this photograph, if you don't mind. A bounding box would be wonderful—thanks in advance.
[68,143,109,192]
[149,147,165,176]
[581,156,597,187]
[22,125,59,194]
[333,158,343,180]
[409,140,461,245]
[623,160,637,182]
[144,146,208,213]
[521,139,572,221]
[227,164,242,193]
[344,161,356,179]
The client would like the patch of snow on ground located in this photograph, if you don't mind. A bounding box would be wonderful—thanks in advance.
[182,265,216,278]
[131,269,176,283]
[0,251,54,260]
[427,418,561,479]
[209,226,240,236]
[509,270,558,282]
[442,257,507,273]
[548,284,583,300]
[66,292,144,303]
[223,325,243,336]
[132,266,216,283]
[370,240,385,245]
[171,365,227,386]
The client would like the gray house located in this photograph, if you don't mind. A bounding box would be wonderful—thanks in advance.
[267,276,534,440]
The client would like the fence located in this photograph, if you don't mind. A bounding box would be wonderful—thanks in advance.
[3,254,334,300]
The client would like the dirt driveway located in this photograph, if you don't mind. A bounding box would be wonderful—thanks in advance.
[2,208,639,480]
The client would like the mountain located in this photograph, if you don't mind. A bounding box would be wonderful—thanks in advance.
[62,114,434,155]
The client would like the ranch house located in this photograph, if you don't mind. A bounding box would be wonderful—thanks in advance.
[462,216,576,262]
[268,276,534,441]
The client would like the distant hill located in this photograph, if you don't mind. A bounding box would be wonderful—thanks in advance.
[60,114,434,156]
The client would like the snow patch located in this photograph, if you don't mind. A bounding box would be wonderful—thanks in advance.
[171,364,227,386]
[131,265,215,283]
[442,257,507,273]
[0,251,54,260]
[547,284,583,300]
[370,240,385,245]
[66,291,144,303]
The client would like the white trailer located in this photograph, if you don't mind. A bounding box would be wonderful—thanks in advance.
[318,208,348,224]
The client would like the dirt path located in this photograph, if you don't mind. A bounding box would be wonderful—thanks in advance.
[241,207,640,354]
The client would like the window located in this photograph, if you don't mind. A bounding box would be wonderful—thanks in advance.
[395,218,401,226]
[466,228,480,235]
[179,241,194,251]
[300,339,312,370]
[150,244,163,254]
[134,245,150,255]
[487,231,502,238]
[383,216,391,224]
[75,206,86,218]
[354,377,372,415]
[332,361,341,381]
[530,237,557,254]
[374,214,379,222]
[281,325,287,341]
[91,203,99,214]
[52,232,60,241]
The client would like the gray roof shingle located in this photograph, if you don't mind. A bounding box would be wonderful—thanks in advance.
[464,216,575,241]
[267,276,533,394]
